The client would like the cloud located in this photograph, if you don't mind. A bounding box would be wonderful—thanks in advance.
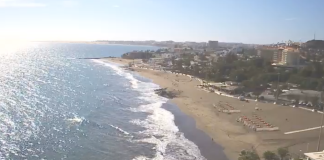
[285,18,297,21]
[113,5,119,8]
[61,0,78,7]
[0,0,46,7]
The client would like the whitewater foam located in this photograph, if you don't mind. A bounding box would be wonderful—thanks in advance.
[93,59,206,160]
[67,117,83,124]
[92,59,139,89]
[130,100,205,160]
[109,124,131,136]
[134,87,205,159]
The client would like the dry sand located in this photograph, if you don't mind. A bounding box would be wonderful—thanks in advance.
[102,58,324,160]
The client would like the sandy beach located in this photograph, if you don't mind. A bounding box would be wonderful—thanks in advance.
[103,58,324,160]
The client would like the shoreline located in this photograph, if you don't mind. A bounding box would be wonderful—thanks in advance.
[162,102,228,160]
[101,58,324,160]
[102,58,249,160]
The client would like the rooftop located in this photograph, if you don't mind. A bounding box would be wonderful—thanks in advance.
[281,89,321,97]
[283,48,300,52]
[304,151,324,160]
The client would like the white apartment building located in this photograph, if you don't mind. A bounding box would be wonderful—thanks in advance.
[208,40,218,50]
[304,151,324,160]
[281,48,300,65]
[161,53,174,59]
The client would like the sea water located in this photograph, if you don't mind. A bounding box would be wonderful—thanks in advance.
[0,43,210,160]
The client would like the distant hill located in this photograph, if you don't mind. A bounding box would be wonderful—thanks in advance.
[305,40,324,49]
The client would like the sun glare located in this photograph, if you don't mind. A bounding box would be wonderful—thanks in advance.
[0,40,32,54]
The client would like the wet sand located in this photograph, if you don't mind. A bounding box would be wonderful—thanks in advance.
[101,58,324,160]
[163,102,228,160]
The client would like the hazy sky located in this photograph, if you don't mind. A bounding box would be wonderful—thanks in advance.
[1,0,323,44]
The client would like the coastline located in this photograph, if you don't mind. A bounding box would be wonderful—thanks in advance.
[102,58,250,160]
[132,68,253,160]
[162,102,228,160]
[101,58,324,160]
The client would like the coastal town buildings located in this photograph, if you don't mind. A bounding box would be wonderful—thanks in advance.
[258,47,277,61]
[273,48,284,63]
[161,53,174,59]
[304,151,324,160]
[148,58,164,65]
[258,45,301,66]
[190,61,198,66]
[120,38,324,160]
[230,47,244,54]
[208,40,219,50]
[281,48,300,65]
[194,55,200,61]
[174,48,184,53]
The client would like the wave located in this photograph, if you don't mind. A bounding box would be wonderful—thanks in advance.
[133,83,206,159]
[130,101,205,160]
[109,124,131,136]
[93,59,205,160]
[92,59,138,89]
[66,116,84,124]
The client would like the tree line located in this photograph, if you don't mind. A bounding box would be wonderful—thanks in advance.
[121,50,155,59]
[168,53,324,92]
[239,148,303,160]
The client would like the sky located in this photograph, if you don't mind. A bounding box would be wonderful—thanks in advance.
[0,0,324,44]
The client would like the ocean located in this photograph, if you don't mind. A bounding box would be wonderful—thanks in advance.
[0,43,227,160]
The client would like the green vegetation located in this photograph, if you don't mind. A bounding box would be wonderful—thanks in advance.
[238,148,292,160]
[263,151,278,160]
[170,53,324,91]
[277,148,290,160]
[121,50,154,59]
[122,49,324,92]
[238,150,260,160]
[305,40,324,49]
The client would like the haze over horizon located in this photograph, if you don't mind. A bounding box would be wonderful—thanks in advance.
[1,0,324,44]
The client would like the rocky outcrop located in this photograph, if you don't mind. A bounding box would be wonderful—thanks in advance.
[154,88,180,99]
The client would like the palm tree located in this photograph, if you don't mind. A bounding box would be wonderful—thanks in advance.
[263,151,278,160]
[238,150,260,160]
[277,148,290,160]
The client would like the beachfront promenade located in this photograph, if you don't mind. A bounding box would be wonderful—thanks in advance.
[103,58,324,160]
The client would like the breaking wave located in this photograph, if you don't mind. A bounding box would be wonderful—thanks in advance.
[93,60,206,160]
